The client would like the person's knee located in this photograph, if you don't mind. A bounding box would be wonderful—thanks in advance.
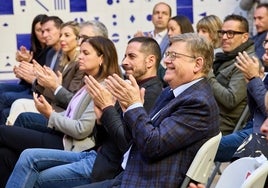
[13,112,33,127]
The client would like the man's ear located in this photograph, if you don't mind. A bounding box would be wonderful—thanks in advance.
[146,54,156,68]
[242,32,249,43]
[193,57,204,74]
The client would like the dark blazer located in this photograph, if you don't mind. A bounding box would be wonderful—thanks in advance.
[120,78,220,187]
[90,76,163,182]
[52,60,85,111]
[247,77,268,133]
[34,57,84,111]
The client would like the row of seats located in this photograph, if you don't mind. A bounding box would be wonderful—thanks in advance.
[181,131,268,188]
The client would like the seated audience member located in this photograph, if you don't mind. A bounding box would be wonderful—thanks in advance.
[159,14,194,86]
[215,33,268,162]
[73,33,220,187]
[252,3,268,68]
[7,20,109,130]
[0,36,122,187]
[134,2,171,85]
[0,16,63,125]
[6,21,85,126]
[6,36,163,188]
[0,14,49,124]
[196,14,223,54]
[260,113,268,140]
[207,14,255,135]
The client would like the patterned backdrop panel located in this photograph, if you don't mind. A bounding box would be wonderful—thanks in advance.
[0,0,240,81]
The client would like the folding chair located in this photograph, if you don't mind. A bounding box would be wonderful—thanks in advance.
[215,156,267,188]
[241,160,268,188]
[206,105,250,187]
[180,132,222,188]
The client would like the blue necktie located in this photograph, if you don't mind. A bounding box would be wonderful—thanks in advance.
[150,89,174,118]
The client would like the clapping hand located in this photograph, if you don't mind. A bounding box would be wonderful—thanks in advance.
[105,74,145,112]
[33,92,53,118]
[235,51,261,81]
[84,75,115,121]
[15,46,33,62]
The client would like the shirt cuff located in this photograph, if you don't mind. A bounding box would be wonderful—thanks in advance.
[54,85,63,95]
[123,102,143,117]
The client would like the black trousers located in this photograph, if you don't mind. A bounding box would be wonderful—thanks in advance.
[0,125,64,188]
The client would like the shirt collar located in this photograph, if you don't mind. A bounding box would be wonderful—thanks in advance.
[172,78,203,97]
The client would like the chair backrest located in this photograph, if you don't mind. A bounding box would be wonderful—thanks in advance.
[206,105,250,187]
[180,132,222,188]
[241,160,268,188]
[215,156,267,188]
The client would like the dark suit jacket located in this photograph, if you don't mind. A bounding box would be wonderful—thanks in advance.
[90,76,163,182]
[247,77,268,133]
[120,78,220,187]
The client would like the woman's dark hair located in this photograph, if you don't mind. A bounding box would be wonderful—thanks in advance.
[170,15,194,34]
[30,14,48,52]
[81,36,122,80]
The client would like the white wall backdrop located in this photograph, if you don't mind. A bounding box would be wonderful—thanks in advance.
[0,0,240,81]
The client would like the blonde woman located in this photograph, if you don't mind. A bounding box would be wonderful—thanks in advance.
[7,21,84,125]
[196,15,223,54]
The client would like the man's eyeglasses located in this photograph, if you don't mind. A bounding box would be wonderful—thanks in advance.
[263,40,268,47]
[217,30,246,39]
[77,35,89,41]
[164,51,195,61]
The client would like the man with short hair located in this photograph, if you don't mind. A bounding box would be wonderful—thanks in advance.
[208,14,255,135]
[79,33,220,187]
[215,32,268,162]
[0,16,63,125]
[6,36,163,188]
[134,2,171,85]
[252,3,268,68]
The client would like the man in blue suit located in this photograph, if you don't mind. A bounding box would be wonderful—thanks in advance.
[83,33,220,187]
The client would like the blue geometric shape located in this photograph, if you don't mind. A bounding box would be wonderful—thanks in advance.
[199,12,207,17]
[107,0,113,5]
[111,33,120,43]
[70,0,86,12]
[20,0,26,6]
[3,23,8,27]
[35,0,49,11]
[0,0,13,15]
[146,14,152,21]
[130,15,135,23]
[176,0,193,23]
[16,34,31,50]
[74,17,84,23]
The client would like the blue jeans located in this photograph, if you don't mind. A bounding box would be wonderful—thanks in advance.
[215,120,253,162]
[13,112,49,132]
[0,83,33,124]
[6,148,97,188]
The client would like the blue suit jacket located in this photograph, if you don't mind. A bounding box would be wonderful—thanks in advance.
[247,77,268,133]
[121,78,220,187]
